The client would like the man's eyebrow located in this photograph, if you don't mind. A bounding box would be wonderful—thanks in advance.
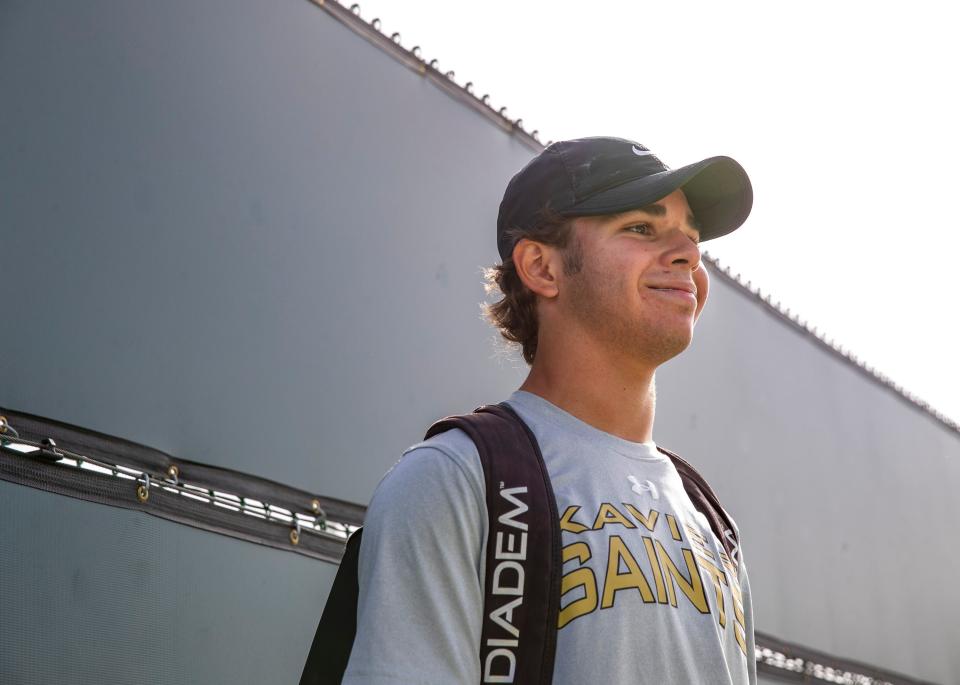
[618,202,703,233]
[617,204,701,235]
[631,203,667,217]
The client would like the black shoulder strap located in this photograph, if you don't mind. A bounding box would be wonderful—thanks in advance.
[299,528,363,685]
[300,403,561,685]
[657,445,741,564]
[425,403,561,685]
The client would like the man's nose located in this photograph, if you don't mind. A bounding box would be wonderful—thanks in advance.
[666,229,702,270]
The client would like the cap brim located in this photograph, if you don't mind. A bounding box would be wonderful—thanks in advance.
[562,156,753,241]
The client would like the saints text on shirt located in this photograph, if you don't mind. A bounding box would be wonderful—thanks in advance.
[558,501,747,655]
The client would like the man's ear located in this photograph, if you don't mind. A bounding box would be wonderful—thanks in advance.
[513,238,561,299]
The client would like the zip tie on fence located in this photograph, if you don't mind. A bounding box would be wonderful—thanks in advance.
[137,473,151,502]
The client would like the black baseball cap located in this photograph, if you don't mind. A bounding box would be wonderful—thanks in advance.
[496,136,753,261]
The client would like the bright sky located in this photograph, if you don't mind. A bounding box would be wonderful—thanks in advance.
[356,0,960,425]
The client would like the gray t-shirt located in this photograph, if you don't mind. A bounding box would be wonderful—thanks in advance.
[343,390,756,684]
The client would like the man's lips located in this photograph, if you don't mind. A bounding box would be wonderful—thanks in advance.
[647,283,697,303]
[647,283,696,295]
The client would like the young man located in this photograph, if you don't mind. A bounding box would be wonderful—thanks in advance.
[342,137,756,684]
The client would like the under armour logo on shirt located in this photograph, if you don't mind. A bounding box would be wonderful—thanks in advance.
[627,475,659,500]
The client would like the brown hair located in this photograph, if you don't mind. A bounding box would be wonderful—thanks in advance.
[483,211,583,364]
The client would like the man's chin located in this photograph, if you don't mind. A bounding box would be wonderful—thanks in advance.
[630,328,694,367]
[660,336,694,363]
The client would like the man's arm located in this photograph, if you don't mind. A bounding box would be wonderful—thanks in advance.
[343,429,487,685]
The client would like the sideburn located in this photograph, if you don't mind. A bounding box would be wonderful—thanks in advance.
[562,237,584,277]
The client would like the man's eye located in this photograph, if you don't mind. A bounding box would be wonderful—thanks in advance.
[626,223,652,234]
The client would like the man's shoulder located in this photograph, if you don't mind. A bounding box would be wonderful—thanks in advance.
[405,424,481,462]
[399,424,482,479]
[369,425,485,509]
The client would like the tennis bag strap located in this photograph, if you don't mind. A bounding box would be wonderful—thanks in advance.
[300,402,561,685]
[425,403,562,685]
[300,528,364,684]
[657,445,741,563]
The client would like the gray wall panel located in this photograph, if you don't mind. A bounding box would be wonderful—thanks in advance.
[0,0,531,507]
[0,479,334,684]
[656,271,960,683]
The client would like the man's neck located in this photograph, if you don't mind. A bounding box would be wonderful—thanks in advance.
[518,336,657,444]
